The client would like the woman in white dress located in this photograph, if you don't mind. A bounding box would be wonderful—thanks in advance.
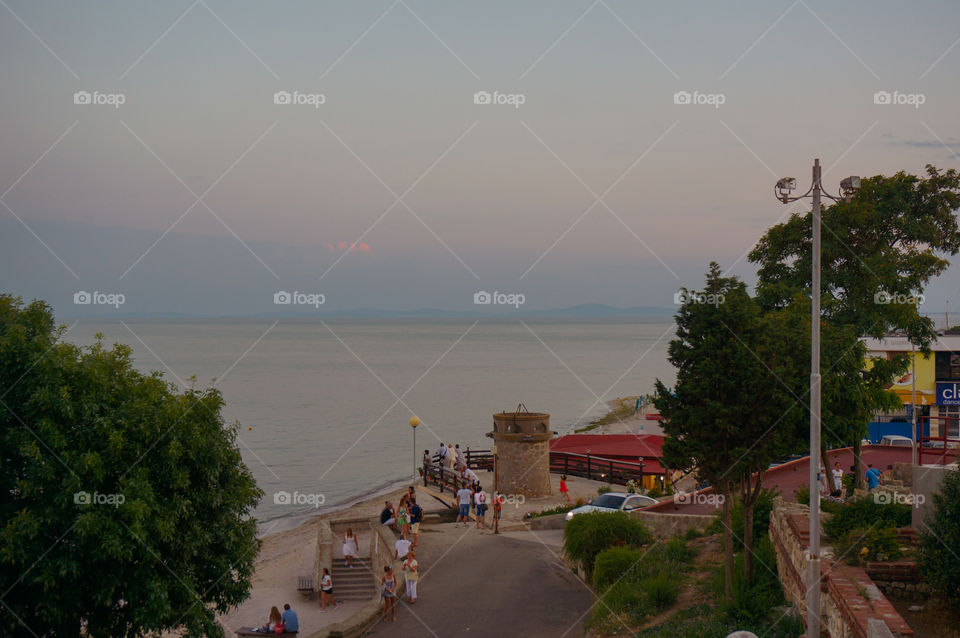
[341,528,359,568]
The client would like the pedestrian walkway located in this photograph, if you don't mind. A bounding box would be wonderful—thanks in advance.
[363,522,592,638]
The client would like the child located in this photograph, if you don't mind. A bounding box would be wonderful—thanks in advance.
[559,474,570,502]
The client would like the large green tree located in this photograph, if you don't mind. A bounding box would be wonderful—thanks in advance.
[655,264,808,590]
[750,165,960,486]
[0,296,263,637]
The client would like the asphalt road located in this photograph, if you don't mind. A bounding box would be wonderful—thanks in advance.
[363,523,592,638]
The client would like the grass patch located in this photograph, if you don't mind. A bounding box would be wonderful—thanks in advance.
[523,503,576,519]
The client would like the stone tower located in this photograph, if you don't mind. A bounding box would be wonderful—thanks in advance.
[489,408,552,498]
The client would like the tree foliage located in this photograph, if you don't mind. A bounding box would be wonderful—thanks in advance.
[919,467,960,609]
[655,264,809,587]
[749,165,960,485]
[0,296,263,637]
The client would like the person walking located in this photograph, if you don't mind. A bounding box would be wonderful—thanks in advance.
[436,442,447,464]
[454,443,466,469]
[443,444,456,471]
[409,498,423,547]
[832,461,845,497]
[559,474,570,502]
[381,565,397,622]
[394,531,412,561]
[341,528,359,568]
[320,567,337,611]
[474,487,487,530]
[402,550,419,603]
[455,484,473,527]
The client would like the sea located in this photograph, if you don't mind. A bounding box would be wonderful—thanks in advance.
[67,318,675,533]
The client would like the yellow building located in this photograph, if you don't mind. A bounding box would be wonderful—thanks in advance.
[864,334,960,440]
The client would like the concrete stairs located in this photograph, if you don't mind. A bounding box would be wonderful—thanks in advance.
[330,557,377,601]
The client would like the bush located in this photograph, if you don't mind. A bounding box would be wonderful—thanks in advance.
[919,466,960,608]
[523,504,574,519]
[794,484,810,505]
[641,571,681,610]
[715,536,786,625]
[593,546,648,590]
[834,526,901,564]
[564,511,652,575]
[666,536,697,564]
[591,579,652,628]
[597,485,612,495]
[822,496,911,541]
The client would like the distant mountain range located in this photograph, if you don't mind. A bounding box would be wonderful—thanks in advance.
[62,303,678,320]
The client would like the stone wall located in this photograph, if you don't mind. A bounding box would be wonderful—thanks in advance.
[496,438,552,498]
[769,497,914,638]
[865,560,931,603]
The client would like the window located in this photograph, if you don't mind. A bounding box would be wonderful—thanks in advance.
[943,406,960,439]
[936,352,960,380]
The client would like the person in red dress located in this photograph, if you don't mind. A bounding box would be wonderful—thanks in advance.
[559,474,570,502]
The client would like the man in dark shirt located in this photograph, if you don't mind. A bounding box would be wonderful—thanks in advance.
[380,501,397,531]
[408,499,423,546]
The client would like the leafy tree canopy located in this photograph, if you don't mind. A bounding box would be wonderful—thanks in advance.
[0,296,263,637]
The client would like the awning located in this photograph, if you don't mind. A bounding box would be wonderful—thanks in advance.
[890,388,936,405]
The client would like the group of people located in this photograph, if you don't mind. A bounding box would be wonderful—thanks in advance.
[454,481,503,530]
[258,604,299,634]
[427,441,468,474]
[817,459,886,500]
[379,487,423,546]
[378,486,423,622]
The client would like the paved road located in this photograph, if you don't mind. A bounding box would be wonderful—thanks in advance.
[363,523,592,638]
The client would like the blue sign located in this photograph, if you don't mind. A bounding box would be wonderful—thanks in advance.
[937,381,960,405]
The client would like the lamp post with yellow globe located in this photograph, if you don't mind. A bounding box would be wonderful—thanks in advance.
[409,416,421,483]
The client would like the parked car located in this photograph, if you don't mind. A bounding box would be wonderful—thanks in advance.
[880,435,912,447]
[565,492,656,520]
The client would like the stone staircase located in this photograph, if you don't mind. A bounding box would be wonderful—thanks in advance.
[330,557,377,601]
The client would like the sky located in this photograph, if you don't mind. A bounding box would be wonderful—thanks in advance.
[2,0,960,319]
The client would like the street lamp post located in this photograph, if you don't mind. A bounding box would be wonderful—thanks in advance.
[775,160,860,638]
[409,416,420,483]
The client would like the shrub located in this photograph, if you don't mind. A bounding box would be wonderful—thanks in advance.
[682,526,702,541]
[591,579,652,628]
[666,536,697,564]
[523,504,574,519]
[593,546,647,590]
[919,466,960,608]
[715,536,786,625]
[794,484,810,505]
[822,496,911,541]
[597,485,612,495]
[834,526,901,564]
[564,511,652,575]
[641,571,681,610]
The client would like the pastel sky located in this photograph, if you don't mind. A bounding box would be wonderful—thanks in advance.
[2,0,959,318]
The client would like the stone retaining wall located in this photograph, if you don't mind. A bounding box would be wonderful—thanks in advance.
[769,497,914,638]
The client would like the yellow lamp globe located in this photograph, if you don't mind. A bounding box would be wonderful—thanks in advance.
[409,416,421,428]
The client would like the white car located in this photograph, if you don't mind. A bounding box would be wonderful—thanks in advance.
[879,435,912,447]
[565,492,657,520]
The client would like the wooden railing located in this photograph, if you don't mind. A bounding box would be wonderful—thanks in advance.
[425,447,650,487]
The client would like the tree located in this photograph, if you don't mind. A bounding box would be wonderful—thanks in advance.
[750,165,960,486]
[655,264,808,590]
[919,466,960,609]
[0,296,263,637]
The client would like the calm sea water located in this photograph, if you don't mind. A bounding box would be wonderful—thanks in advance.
[68,318,674,530]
